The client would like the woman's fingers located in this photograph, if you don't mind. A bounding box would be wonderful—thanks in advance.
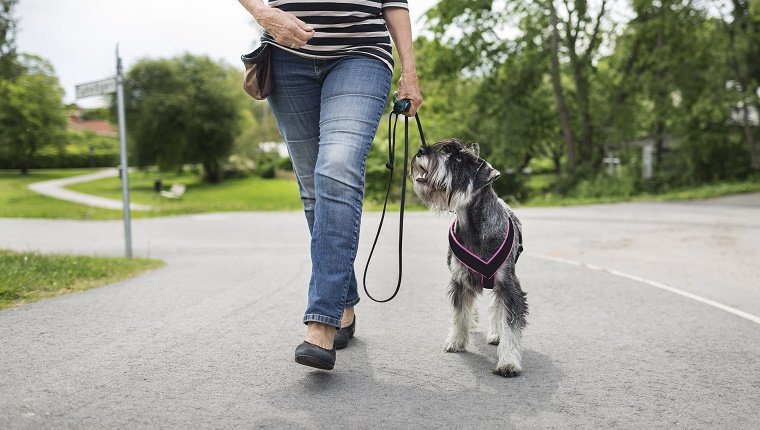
[260,8,314,48]
[285,14,315,44]
[289,14,315,34]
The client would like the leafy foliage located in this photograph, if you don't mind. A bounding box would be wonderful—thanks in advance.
[414,0,759,199]
[0,54,67,174]
[123,54,246,183]
[0,0,19,80]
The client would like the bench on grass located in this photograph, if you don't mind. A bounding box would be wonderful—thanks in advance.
[160,183,186,199]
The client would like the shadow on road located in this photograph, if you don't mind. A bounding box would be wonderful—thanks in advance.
[257,336,562,428]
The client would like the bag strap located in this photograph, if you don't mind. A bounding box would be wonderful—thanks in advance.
[362,98,427,303]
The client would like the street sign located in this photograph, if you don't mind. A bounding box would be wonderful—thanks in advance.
[75,77,116,99]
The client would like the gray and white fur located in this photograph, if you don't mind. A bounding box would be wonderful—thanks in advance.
[410,138,527,377]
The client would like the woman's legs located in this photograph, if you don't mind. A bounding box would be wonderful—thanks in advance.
[303,56,391,330]
[268,48,391,349]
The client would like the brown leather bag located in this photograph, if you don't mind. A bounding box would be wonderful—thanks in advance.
[241,44,273,100]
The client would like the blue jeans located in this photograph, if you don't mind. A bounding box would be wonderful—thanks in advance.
[267,48,392,328]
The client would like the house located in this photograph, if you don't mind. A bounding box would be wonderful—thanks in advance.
[68,111,118,137]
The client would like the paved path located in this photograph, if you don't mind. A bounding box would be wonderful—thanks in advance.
[27,168,153,211]
[1,195,759,428]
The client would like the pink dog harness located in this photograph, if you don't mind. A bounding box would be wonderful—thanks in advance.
[448,217,516,289]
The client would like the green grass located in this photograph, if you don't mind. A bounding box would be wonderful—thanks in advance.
[523,179,760,207]
[0,249,164,310]
[2,168,759,220]
[67,170,304,217]
[0,169,123,219]
[0,168,421,220]
[67,170,427,215]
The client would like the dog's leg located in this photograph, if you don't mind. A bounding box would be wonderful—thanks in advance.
[487,292,502,345]
[470,306,480,330]
[444,281,475,352]
[493,315,523,377]
[493,275,527,377]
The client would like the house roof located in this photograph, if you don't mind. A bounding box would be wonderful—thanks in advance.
[68,113,118,137]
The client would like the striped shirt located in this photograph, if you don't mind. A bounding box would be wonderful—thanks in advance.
[261,0,409,71]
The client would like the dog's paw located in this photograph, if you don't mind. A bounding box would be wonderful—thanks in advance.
[486,333,500,345]
[492,363,521,378]
[493,358,522,377]
[443,338,466,352]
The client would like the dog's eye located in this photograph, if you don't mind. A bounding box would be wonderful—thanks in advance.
[440,144,457,154]
[455,156,462,162]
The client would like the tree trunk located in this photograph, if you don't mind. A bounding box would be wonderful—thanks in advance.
[552,152,562,174]
[744,100,760,171]
[518,152,533,171]
[203,161,223,184]
[548,0,575,172]
[651,2,669,167]
[654,120,666,155]
[570,55,595,164]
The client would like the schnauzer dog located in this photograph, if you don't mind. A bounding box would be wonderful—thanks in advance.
[411,138,527,377]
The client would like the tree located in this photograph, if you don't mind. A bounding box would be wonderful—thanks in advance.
[607,1,752,183]
[722,0,760,171]
[0,55,67,174]
[0,0,18,80]
[425,0,613,177]
[123,54,245,183]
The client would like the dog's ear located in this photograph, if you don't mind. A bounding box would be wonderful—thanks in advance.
[468,142,480,157]
[473,162,501,190]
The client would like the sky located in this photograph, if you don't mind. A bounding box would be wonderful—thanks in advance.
[15,0,439,107]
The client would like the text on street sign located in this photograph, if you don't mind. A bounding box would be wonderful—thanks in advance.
[76,78,117,99]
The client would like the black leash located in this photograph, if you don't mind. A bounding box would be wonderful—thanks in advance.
[363,96,428,303]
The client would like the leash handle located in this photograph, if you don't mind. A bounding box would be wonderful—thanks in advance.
[391,92,427,149]
[363,108,412,303]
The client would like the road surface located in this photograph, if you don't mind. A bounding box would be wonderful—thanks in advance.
[1,195,759,428]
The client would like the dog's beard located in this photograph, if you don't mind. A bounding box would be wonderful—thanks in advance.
[411,156,474,212]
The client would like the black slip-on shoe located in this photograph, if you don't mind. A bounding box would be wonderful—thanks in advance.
[334,316,356,350]
[295,341,336,370]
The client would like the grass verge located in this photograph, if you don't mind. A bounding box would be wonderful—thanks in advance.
[0,249,165,311]
[2,169,759,220]
[0,169,123,219]
[67,169,427,214]
[523,180,760,207]
[67,170,304,217]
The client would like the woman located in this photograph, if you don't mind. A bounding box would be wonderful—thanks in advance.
[237,0,422,370]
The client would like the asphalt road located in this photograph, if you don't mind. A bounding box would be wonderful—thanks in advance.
[1,195,759,429]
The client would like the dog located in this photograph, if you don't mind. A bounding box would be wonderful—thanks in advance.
[410,138,527,377]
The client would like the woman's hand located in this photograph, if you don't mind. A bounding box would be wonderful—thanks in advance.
[244,1,315,49]
[397,71,422,117]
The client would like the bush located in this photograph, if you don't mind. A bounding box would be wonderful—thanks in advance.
[222,154,256,179]
[276,156,293,171]
[0,129,120,170]
[571,172,637,199]
[0,153,118,169]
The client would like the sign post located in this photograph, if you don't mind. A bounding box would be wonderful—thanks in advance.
[115,46,133,258]
[75,45,133,258]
